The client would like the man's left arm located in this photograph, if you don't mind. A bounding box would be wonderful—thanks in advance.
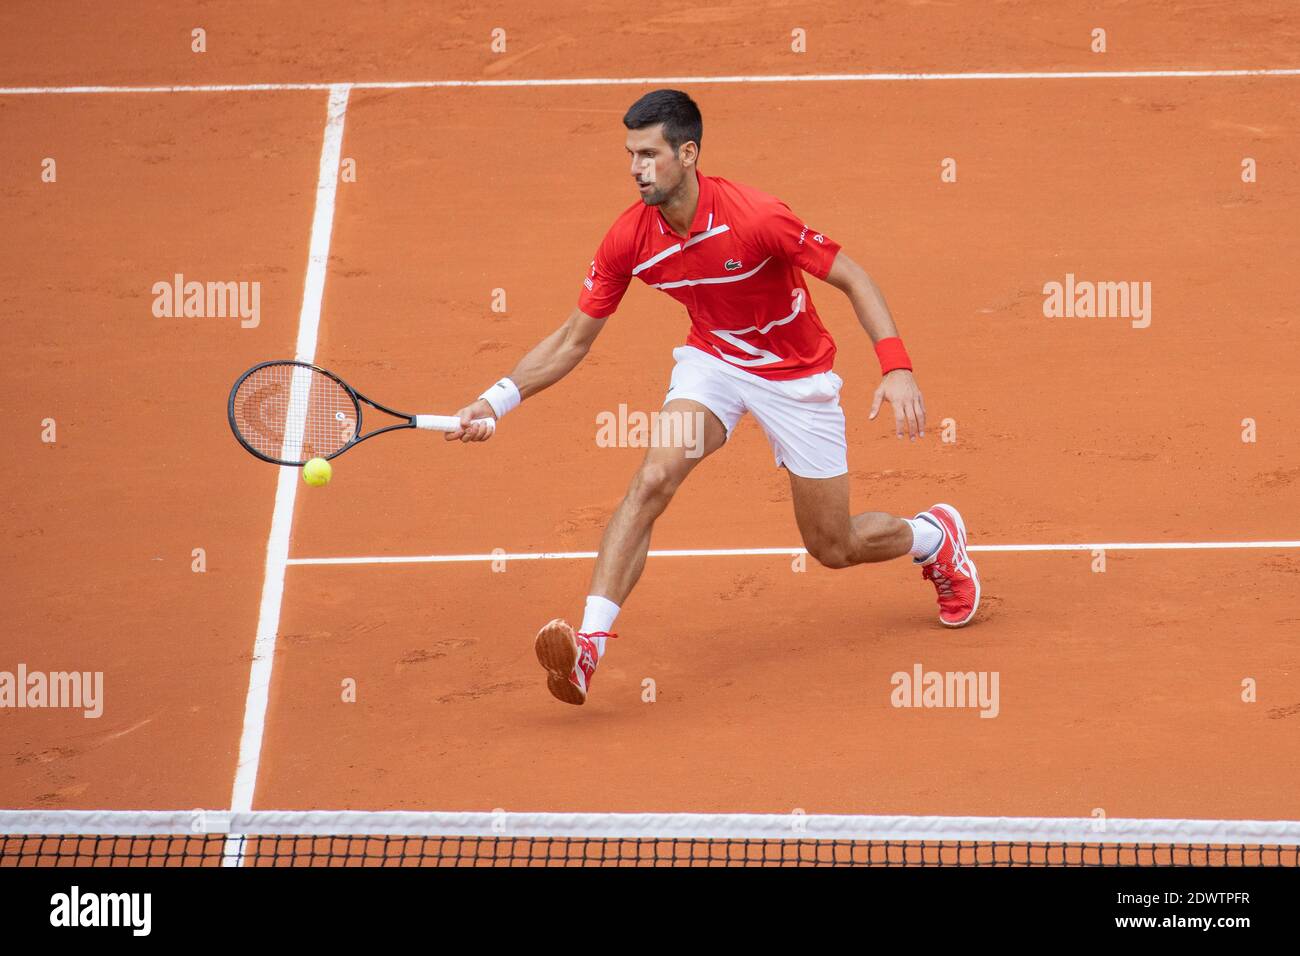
[821,250,926,441]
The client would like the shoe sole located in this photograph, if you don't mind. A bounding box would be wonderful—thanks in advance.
[932,503,981,628]
[534,619,586,705]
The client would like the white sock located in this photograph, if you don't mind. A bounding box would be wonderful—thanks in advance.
[905,515,944,562]
[579,595,620,657]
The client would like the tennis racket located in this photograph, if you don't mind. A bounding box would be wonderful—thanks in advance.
[227,360,495,466]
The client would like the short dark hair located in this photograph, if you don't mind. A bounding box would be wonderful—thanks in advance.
[623,89,702,154]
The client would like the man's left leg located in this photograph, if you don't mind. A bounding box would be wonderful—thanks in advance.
[785,470,910,567]
[787,470,981,627]
[743,366,979,627]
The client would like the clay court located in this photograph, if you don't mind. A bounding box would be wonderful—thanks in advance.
[1,1,1298,863]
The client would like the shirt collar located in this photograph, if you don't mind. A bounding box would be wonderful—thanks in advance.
[657,171,715,238]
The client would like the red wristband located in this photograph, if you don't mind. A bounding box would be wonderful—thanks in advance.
[874,337,912,375]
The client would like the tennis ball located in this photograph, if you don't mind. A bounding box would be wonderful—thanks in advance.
[303,457,332,487]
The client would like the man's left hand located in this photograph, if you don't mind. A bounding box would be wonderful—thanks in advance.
[869,369,926,440]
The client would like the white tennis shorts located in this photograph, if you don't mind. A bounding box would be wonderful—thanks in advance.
[663,346,848,479]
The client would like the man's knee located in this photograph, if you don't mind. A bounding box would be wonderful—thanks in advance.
[628,461,685,512]
[805,535,853,569]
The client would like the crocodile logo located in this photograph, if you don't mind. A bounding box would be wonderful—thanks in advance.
[724,259,743,271]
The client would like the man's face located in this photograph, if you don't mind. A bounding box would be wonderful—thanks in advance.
[626,124,692,206]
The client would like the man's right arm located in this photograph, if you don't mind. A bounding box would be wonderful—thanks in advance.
[508,307,608,400]
[446,307,608,441]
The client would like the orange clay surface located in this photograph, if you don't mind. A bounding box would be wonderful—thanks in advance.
[1,2,1297,821]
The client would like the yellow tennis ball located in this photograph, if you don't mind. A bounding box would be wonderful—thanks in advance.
[302,457,332,487]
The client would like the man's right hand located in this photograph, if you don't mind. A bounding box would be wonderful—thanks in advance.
[444,399,498,442]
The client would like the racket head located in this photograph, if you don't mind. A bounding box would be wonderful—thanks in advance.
[228,361,362,466]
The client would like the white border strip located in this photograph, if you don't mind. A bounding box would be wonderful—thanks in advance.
[3,68,1300,95]
[285,540,1300,566]
[227,85,350,834]
[3,810,1299,846]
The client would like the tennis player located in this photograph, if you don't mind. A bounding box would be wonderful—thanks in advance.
[449,90,980,705]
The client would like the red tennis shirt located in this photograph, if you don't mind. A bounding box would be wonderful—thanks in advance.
[577,172,842,381]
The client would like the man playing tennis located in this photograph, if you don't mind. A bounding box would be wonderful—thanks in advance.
[449,90,979,706]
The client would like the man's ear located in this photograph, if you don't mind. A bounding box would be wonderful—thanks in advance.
[679,141,699,168]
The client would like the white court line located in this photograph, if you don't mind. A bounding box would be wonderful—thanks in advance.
[285,540,1300,566]
[2,68,1300,95]
[224,84,350,865]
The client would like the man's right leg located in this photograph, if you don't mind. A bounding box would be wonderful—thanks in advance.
[588,398,728,605]
[536,398,728,705]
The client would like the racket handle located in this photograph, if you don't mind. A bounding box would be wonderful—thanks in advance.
[415,414,496,435]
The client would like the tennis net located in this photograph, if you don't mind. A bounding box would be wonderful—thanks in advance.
[2,810,1298,867]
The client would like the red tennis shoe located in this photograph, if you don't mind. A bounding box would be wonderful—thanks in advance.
[534,619,615,706]
[915,503,981,628]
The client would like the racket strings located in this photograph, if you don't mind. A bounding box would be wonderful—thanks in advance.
[232,364,358,464]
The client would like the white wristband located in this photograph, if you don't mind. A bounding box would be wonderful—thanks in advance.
[478,377,521,419]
